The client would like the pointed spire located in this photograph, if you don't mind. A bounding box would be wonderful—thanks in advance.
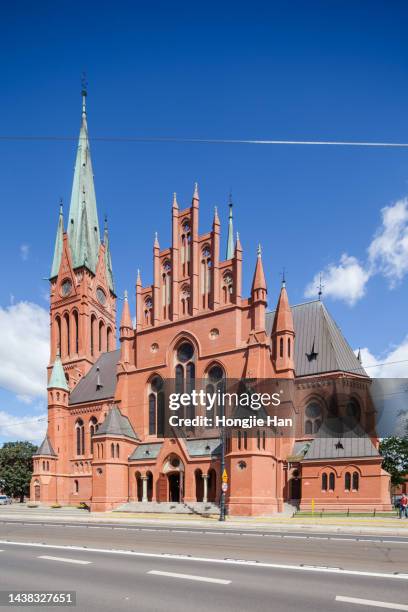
[48,354,69,391]
[103,215,115,292]
[172,192,178,209]
[272,283,294,335]
[67,87,100,273]
[235,231,242,253]
[251,245,267,293]
[120,289,133,329]
[192,181,199,205]
[357,348,362,363]
[226,194,234,259]
[50,199,64,278]
[213,205,220,227]
[136,268,142,286]
[154,232,160,249]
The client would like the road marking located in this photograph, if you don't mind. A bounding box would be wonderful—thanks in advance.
[336,595,408,610]
[1,540,407,580]
[38,555,92,565]
[148,570,230,584]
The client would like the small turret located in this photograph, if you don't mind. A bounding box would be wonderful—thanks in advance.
[271,280,295,375]
[250,245,267,331]
[226,195,234,260]
[48,353,69,392]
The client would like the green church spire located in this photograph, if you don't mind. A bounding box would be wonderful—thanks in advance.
[226,194,234,259]
[50,199,64,278]
[48,353,69,391]
[104,216,115,292]
[67,87,100,274]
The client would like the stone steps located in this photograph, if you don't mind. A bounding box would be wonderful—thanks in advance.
[115,501,219,515]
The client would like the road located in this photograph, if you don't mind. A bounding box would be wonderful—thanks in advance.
[0,519,407,611]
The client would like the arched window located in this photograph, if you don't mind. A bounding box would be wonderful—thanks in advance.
[279,337,284,358]
[74,479,79,494]
[222,272,233,304]
[162,261,171,319]
[205,364,225,426]
[329,472,335,491]
[322,473,328,490]
[201,246,211,309]
[55,315,62,355]
[73,310,79,354]
[243,431,248,450]
[99,320,105,353]
[305,402,322,434]
[64,313,70,357]
[111,443,115,458]
[345,472,351,491]
[148,375,165,437]
[107,327,112,351]
[257,429,261,450]
[238,430,242,450]
[288,337,291,359]
[262,430,266,449]
[174,342,195,420]
[144,297,153,326]
[90,314,97,356]
[116,443,120,458]
[181,221,191,276]
[89,417,97,454]
[181,285,190,316]
[347,400,361,423]
[352,471,359,491]
[75,419,85,456]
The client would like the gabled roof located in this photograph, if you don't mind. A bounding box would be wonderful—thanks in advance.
[266,300,366,377]
[185,438,222,457]
[69,349,120,405]
[95,405,138,439]
[35,435,57,457]
[302,418,379,461]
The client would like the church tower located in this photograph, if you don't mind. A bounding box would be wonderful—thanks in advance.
[48,88,116,389]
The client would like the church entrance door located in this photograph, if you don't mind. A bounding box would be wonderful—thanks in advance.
[168,473,180,502]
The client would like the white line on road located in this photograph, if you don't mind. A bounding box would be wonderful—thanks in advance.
[38,555,92,565]
[148,570,231,584]
[336,595,408,610]
[1,540,407,580]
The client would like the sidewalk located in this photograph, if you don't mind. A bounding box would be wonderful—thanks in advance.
[0,504,407,536]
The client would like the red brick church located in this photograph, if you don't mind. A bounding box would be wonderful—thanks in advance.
[30,92,391,514]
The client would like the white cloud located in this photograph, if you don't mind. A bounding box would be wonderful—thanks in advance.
[0,410,47,443]
[304,254,370,306]
[368,198,408,286]
[20,244,30,261]
[358,336,408,378]
[0,302,48,399]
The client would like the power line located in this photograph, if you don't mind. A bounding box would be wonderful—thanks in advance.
[1,135,408,147]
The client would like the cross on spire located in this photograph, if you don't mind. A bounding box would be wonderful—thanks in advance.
[318,273,324,301]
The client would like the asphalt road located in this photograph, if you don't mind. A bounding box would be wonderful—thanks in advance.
[0,520,407,611]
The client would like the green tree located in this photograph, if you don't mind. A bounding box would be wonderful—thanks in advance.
[379,437,408,486]
[0,441,37,502]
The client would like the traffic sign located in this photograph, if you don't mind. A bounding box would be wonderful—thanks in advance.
[222,469,228,483]
[222,482,228,492]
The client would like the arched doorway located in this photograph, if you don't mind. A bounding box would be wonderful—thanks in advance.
[34,481,40,502]
[135,472,143,502]
[168,473,180,502]
[146,471,153,502]
[207,469,217,502]
[195,469,203,502]
[289,477,301,502]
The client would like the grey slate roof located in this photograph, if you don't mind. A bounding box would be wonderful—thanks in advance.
[69,349,120,405]
[185,438,222,457]
[35,435,57,457]
[95,405,138,439]
[129,443,163,460]
[266,300,366,377]
[302,418,379,461]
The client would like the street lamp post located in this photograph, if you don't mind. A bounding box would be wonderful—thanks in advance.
[219,422,226,521]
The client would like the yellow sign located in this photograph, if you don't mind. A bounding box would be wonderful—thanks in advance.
[222,469,228,483]
[311,498,315,514]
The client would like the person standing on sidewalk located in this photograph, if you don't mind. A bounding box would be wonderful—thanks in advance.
[399,494,408,519]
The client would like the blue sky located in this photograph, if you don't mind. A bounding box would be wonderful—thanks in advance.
[0,1,408,442]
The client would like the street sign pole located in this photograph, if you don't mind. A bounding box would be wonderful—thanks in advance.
[219,423,226,521]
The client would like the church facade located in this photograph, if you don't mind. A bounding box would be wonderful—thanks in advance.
[30,93,391,515]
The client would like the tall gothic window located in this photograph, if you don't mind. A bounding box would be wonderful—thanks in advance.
[64,313,70,357]
[205,364,225,426]
[345,472,351,491]
[148,375,165,437]
[329,472,335,491]
[144,297,153,326]
[55,315,61,355]
[201,246,211,309]
[175,342,195,420]
[181,285,190,316]
[76,419,85,456]
[181,221,191,276]
[99,320,105,353]
[90,315,97,356]
[73,310,79,354]
[162,261,171,320]
[107,327,112,351]
[322,473,328,491]
[352,471,359,491]
[89,417,98,454]
[222,272,233,304]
